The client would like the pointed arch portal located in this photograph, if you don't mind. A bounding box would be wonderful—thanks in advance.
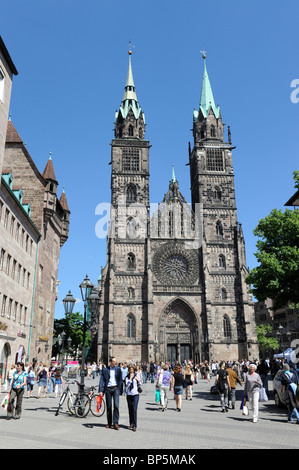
[158,298,200,363]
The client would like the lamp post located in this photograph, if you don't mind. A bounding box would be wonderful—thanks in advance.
[276,324,292,360]
[62,276,100,394]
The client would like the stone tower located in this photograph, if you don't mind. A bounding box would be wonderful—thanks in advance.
[97,51,258,364]
[97,47,151,362]
[189,53,258,361]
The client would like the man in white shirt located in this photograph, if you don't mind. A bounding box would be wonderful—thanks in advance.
[99,357,122,430]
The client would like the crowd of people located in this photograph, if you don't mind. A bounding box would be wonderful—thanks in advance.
[1,356,299,427]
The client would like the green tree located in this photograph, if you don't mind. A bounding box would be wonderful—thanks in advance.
[256,324,279,353]
[53,312,91,359]
[293,170,299,190]
[246,208,299,309]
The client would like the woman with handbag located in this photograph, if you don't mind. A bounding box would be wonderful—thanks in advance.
[125,364,141,431]
[156,363,172,411]
[244,363,263,423]
[171,364,184,412]
[7,362,27,420]
[216,362,230,412]
[183,364,194,401]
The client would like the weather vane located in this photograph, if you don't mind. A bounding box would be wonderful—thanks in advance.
[200,48,207,59]
[128,40,135,55]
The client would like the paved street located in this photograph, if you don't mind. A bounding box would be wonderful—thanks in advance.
[0,377,298,450]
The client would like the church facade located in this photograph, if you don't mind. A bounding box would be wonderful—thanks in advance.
[97,50,259,364]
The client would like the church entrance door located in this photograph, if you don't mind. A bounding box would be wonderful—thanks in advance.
[159,298,199,364]
[180,344,191,362]
[167,345,177,363]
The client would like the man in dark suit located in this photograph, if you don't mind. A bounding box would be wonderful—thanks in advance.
[99,357,123,430]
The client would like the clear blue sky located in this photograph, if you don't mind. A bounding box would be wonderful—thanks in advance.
[1,0,298,318]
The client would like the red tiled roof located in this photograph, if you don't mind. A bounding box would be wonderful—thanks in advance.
[6,120,23,143]
[42,158,57,182]
[59,191,70,212]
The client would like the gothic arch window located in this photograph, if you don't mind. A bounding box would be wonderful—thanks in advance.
[128,287,135,299]
[127,217,137,239]
[214,186,222,201]
[223,315,232,338]
[216,221,223,237]
[221,288,227,300]
[127,314,136,338]
[127,252,136,269]
[128,125,134,136]
[210,125,216,137]
[126,183,137,204]
[218,254,226,269]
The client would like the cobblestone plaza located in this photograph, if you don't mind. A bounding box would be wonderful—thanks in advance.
[1,377,298,450]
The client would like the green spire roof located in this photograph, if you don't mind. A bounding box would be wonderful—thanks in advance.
[171,163,176,183]
[194,56,220,121]
[116,51,145,123]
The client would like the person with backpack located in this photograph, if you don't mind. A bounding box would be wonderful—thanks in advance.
[216,361,231,412]
[280,363,298,423]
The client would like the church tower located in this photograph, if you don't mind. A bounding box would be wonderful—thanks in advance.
[189,52,258,361]
[98,46,151,362]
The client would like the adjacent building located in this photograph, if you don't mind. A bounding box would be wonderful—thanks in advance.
[0,37,70,379]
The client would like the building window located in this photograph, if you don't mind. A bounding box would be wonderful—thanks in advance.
[127,314,136,338]
[206,148,224,172]
[0,66,4,102]
[210,125,216,137]
[218,255,226,269]
[13,301,18,321]
[11,259,16,279]
[122,148,140,172]
[126,183,137,204]
[15,223,20,241]
[10,216,15,235]
[5,255,11,275]
[39,265,43,283]
[221,288,227,300]
[223,315,232,338]
[214,186,222,201]
[4,209,9,229]
[0,249,5,270]
[216,221,223,237]
[7,298,12,319]
[128,287,135,299]
[1,295,7,317]
[127,252,136,269]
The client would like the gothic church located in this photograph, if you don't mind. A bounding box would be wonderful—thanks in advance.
[97,49,258,364]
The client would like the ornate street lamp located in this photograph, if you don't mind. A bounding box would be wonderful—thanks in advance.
[62,276,100,394]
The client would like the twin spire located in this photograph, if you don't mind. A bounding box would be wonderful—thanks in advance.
[116,44,145,122]
[194,51,220,122]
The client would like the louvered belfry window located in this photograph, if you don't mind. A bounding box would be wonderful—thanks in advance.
[206,148,223,171]
[122,148,140,171]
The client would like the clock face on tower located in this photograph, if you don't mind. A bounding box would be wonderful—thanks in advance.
[152,243,199,286]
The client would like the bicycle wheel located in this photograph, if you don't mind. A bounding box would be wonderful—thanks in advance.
[89,394,106,417]
[55,391,67,416]
[67,393,76,415]
[74,393,90,418]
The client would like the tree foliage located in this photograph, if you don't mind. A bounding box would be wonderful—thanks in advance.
[246,208,299,309]
[53,312,91,359]
[256,324,279,352]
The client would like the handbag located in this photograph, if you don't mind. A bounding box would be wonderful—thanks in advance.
[155,388,160,403]
[242,405,249,416]
[138,386,143,393]
[259,387,268,402]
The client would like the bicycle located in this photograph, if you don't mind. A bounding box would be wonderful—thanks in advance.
[55,380,90,418]
[85,385,106,417]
